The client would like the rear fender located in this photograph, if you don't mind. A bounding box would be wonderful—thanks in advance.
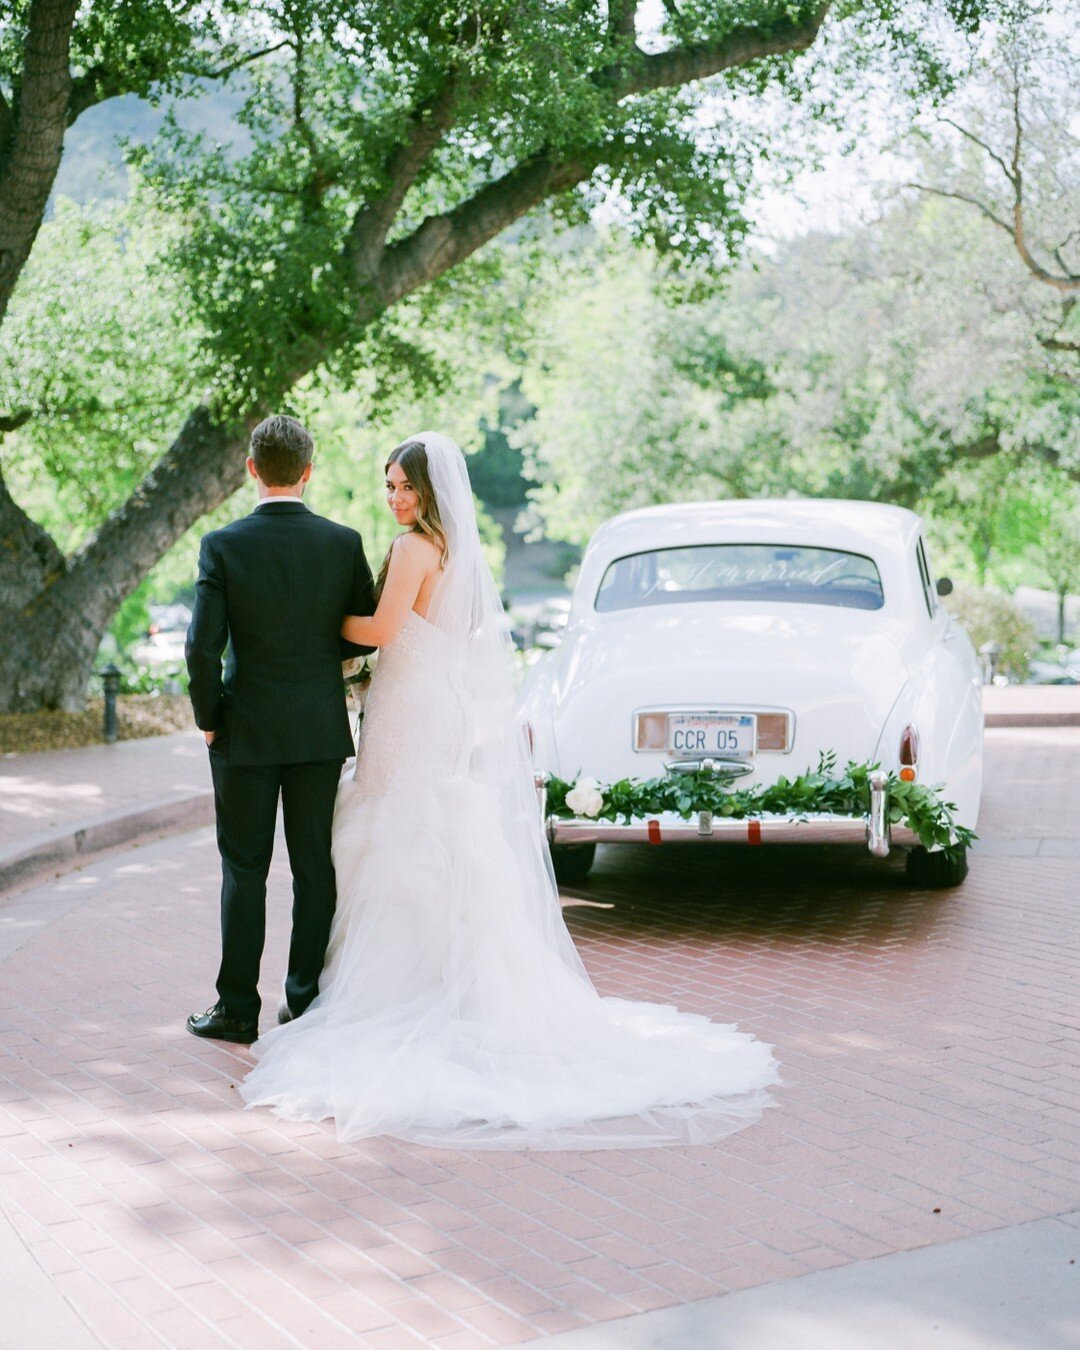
[873,636,982,831]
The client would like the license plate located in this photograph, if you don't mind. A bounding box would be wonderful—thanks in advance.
[668,713,756,758]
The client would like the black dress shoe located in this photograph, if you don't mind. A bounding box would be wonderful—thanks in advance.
[277,1002,294,1025]
[186,1003,258,1045]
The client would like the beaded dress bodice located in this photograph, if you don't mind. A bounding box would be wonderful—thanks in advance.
[352,609,469,798]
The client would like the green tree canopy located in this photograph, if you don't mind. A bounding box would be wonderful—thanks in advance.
[0,0,1021,710]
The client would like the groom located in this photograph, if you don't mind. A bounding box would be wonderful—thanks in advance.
[185,414,376,1044]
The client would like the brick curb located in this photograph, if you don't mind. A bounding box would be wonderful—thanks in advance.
[984,710,1080,727]
[0,791,214,897]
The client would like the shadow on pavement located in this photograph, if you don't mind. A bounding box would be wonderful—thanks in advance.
[560,843,957,948]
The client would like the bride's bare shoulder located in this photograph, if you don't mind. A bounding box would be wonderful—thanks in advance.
[393,531,441,569]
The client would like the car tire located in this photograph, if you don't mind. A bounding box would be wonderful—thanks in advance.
[551,843,596,885]
[905,846,969,889]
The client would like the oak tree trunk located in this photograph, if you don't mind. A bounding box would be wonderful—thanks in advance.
[0,0,78,327]
[0,407,251,712]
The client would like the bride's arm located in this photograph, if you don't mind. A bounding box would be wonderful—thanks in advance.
[341,534,433,647]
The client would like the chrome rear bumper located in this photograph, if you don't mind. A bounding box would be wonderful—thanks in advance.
[540,772,917,857]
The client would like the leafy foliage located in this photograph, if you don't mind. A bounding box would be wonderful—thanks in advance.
[0,0,1038,716]
[124,0,1013,415]
[518,181,1077,559]
[0,1,226,108]
[546,751,976,862]
[0,199,202,544]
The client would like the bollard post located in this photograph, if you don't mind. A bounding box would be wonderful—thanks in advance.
[100,663,121,743]
[978,640,1002,686]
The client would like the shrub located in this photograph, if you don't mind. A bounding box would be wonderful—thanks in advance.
[942,585,1037,681]
[119,665,189,697]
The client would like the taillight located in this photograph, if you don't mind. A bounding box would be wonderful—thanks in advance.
[899,725,919,781]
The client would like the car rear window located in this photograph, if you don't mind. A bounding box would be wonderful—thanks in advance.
[595,544,885,612]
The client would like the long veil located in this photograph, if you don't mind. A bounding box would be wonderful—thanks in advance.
[386,433,777,1148]
[416,432,592,987]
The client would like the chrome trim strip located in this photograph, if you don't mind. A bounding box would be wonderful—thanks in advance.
[547,812,918,852]
[664,756,755,780]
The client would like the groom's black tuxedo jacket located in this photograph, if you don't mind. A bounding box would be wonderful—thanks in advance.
[185,500,376,766]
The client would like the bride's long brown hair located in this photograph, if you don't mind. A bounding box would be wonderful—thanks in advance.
[375,439,449,598]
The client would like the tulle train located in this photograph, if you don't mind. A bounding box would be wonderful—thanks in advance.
[242,768,780,1150]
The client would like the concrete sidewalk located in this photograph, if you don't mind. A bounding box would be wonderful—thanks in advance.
[544,1212,1080,1348]
[0,734,214,894]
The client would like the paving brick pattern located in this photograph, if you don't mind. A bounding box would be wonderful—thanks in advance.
[0,727,1077,1347]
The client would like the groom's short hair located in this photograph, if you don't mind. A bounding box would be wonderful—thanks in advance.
[250,414,314,486]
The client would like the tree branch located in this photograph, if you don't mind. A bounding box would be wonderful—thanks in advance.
[0,455,65,610]
[936,116,1014,184]
[1006,82,1079,294]
[921,90,1080,295]
[63,405,254,630]
[369,6,834,309]
[375,147,606,309]
[0,408,33,433]
[609,2,831,98]
[67,40,291,124]
[345,79,462,282]
[608,0,638,41]
[1039,334,1080,355]
[906,181,1014,234]
[204,39,291,83]
[0,0,78,328]
[950,429,1079,478]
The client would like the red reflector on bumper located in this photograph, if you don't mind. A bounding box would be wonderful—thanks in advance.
[647,819,662,845]
[747,820,762,845]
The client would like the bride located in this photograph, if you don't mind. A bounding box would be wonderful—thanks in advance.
[241,432,780,1149]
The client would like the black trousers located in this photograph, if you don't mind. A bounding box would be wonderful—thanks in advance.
[209,751,344,1023]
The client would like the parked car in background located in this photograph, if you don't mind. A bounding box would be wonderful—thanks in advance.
[520,500,983,889]
[130,604,192,669]
[528,596,572,650]
[1026,652,1080,685]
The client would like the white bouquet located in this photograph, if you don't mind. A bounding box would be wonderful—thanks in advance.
[343,654,378,714]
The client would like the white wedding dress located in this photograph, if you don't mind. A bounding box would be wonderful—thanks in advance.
[241,436,779,1150]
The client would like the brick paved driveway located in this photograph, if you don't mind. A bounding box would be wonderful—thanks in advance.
[0,728,1077,1347]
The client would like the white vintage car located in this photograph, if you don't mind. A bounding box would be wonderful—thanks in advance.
[519,499,983,889]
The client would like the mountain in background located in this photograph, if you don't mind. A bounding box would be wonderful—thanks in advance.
[54,88,248,207]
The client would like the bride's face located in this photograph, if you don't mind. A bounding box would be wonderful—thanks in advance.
[385,460,419,527]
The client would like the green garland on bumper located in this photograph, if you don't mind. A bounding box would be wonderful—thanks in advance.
[544,752,976,863]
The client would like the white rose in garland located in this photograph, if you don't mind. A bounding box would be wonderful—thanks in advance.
[565,777,604,818]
